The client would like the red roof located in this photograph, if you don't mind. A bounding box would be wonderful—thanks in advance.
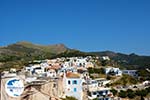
[66,72,80,78]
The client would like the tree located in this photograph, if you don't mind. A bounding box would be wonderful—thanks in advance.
[88,68,95,74]
[140,89,148,97]
[106,83,111,87]
[110,88,118,96]
[101,60,108,66]
[127,89,135,99]
[141,96,144,100]
[106,75,111,80]
[145,87,150,93]
[118,90,127,98]
[135,89,148,97]
[88,68,104,74]
[138,70,150,81]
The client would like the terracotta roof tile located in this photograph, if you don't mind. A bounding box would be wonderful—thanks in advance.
[66,72,80,78]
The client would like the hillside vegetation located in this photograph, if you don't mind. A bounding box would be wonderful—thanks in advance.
[92,51,150,69]
[111,74,138,86]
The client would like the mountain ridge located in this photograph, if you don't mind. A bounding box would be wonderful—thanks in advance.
[0,41,150,71]
[91,51,150,69]
[0,41,149,56]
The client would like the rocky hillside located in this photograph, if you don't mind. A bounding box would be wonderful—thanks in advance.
[91,51,150,69]
[0,41,68,62]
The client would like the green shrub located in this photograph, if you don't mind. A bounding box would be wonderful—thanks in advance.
[62,96,78,100]
[110,88,118,96]
[127,89,135,99]
[118,90,127,98]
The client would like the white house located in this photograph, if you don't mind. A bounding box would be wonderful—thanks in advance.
[87,80,99,88]
[25,64,46,75]
[58,67,77,76]
[10,68,16,73]
[34,67,45,74]
[75,58,87,67]
[122,70,138,77]
[63,62,72,68]
[63,72,83,100]
[46,69,57,78]
[88,87,112,100]
[40,62,49,69]
[143,81,150,86]
[105,67,122,76]
[95,78,111,86]
[101,56,110,61]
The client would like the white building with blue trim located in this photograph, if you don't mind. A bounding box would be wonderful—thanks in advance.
[63,72,83,100]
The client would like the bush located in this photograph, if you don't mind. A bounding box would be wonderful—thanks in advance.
[116,88,150,99]
[145,87,150,93]
[135,89,148,97]
[62,96,78,100]
[93,98,99,100]
[141,96,145,100]
[126,89,135,99]
[110,88,118,96]
[88,68,104,74]
[112,74,138,86]
[140,89,148,97]
[106,75,111,80]
[118,90,127,98]
[106,83,111,87]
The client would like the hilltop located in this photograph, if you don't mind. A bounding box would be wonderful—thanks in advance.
[0,41,68,61]
[0,41,69,71]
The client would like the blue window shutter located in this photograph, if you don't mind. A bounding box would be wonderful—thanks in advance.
[73,80,77,84]
[74,88,77,92]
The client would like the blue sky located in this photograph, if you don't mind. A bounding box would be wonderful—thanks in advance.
[1,0,150,55]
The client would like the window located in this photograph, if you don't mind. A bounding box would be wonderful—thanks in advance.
[74,88,77,92]
[53,83,56,88]
[73,80,77,84]
[68,80,71,84]
[93,92,97,95]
